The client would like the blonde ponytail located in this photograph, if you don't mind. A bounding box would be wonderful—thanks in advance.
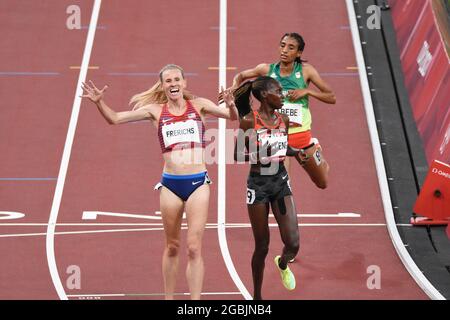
[129,81,166,110]
[129,64,196,110]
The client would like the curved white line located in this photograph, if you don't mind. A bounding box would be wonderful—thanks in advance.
[82,211,163,220]
[217,0,252,300]
[0,211,25,220]
[345,0,444,300]
[46,0,102,300]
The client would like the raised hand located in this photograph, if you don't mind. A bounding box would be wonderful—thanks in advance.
[81,80,108,103]
[286,89,309,101]
[220,86,235,107]
[218,86,236,104]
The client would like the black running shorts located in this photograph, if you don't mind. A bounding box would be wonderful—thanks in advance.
[246,164,292,205]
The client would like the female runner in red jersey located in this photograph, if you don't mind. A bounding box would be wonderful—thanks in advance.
[81,64,238,300]
[234,76,301,300]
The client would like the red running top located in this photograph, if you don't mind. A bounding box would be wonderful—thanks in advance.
[157,100,205,153]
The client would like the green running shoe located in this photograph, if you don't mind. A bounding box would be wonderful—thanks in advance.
[274,255,296,290]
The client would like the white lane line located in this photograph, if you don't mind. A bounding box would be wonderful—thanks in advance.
[0,211,25,220]
[1,223,389,238]
[46,0,102,301]
[345,0,444,300]
[4,222,413,227]
[217,0,252,301]
[6,227,164,238]
[83,211,189,220]
[269,212,361,218]
[1,223,206,227]
[81,211,360,220]
[82,211,162,220]
[1,223,166,226]
[0,222,390,227]
[67,291,242,298]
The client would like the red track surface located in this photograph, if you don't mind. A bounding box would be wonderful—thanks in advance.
[0,0,428,300]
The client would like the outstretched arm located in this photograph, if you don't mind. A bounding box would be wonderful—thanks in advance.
[218,63,270,103]
[196,87,239,120]
[81,81,154,124]
[231,63,270,89]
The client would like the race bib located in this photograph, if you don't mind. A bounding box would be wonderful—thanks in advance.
[246,188,256,204]
[162,120,200,148]
[258,130,288,158]
[277,103,303,126]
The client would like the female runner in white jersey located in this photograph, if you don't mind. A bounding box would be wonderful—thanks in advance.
[81,64,238,300]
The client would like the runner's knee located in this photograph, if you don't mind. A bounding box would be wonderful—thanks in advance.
[286,238,300,256]
[254,241,270,258]
[166,240,180,257]
[187,243,202,260]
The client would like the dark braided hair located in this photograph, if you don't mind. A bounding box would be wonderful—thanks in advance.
[234,76,280,118]
[280,32,307,64]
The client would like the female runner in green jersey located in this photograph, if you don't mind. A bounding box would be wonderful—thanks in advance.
[224,33,336,189]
